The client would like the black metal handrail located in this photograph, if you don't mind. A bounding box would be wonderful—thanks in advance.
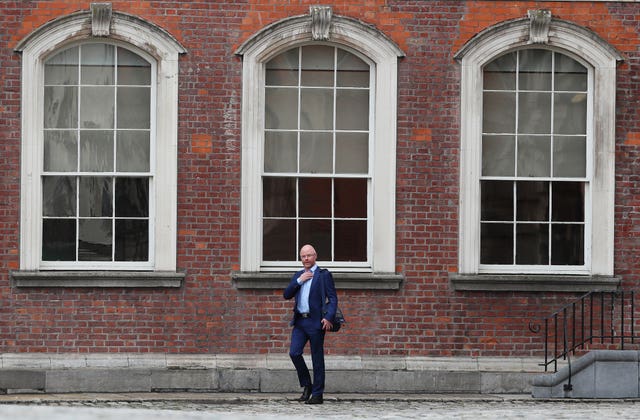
[529,290,640,373]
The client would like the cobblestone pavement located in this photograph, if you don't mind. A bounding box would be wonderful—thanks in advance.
[0,393,639,419]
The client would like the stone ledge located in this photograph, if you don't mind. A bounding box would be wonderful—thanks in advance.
[10,271,185,288]
[232,272,404,290]
[449,274,620,292]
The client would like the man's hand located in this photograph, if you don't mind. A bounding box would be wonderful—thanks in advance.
[299,271,313,283]
[321,318,333,331]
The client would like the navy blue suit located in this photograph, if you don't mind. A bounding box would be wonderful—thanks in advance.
[284,267,337,397]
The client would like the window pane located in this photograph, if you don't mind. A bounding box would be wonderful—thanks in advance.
[265,88,298,129]
[43,176,76,217]
[555,54,587,91]
[300,132,332,173]
[482,135,514,176]
[336,132,368,174]
[45,47,79,85]
[263,177,295,217]
[337,49,369,87]
[551,224,584,265]
[117,47,151,85]
[336,89,369,130]
[335,220,366,261]
[481,180,513,221]
[299,178,331,217]
[516,223,549,264]
[263,219,296,260]
[44,86,78,129]
[299,219,331,259]
[480,223,513,264]
[264,131,297,173]
[266,48,298,86]
[80,86,114,128]
[115,177,149,217]
[79,177,112,217]
[518,92,551,133]
[300,88,333,130]
[516,181,549,221]
[518,49,552,91]
[301,45,334,87]
[517,135,550,177]
[80,130,114,172]
[44,131,77,172]
[42,219,76,261]
[335,178,366,218]
[115,219,148,261]
[554,93,587,134]
[552,182,584,222]
[553,136,586,177]
[483,52,516,90]
[482,92,515,133]
[116,130,150,172]
[78,219,112,261]
[81,43,114,85]
[117,87,150,129]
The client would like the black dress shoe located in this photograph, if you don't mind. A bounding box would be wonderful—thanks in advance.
[297,385,312,402]
[305,394,323,404]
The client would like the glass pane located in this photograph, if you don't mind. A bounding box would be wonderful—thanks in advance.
[551,224,584,265]
[480,180,513,221]
[117,47,151,85]
[300,88,333,130]
[42,219,76,261]
[115,219,148,261]
[336,89,369,130]
[555,54,587,91]
[263,177,295,217]
[301,45,334,87]
[44,86,78,129]
[117,87,150,129]
[263,219,296,260]
[554,93,587,135]
[80,86,114,128]
[336,132,368,174]
[552,182,584,222]
[517,135,550,177]
[81,44,114,85]
[265,131,297,173]
[115,177,149,217]
[44,130,77,172]
[516,181,549,221]
[337,49,369,87]
[299,219,331,259]
[553,136,586,177]
[265,88,298,129]
[483,52,516,90]
[518,50,552,91]
[43,176,76,217]
[482,92,515,133]
[80,130,114,172]
[78,219,112,261]
[45,47,79,85]
[300,132,332,173]
[266,48,299,86]
[480,223,513,264]
[79,176,113,217]
[482,135,515,176]
[518,92,551,133]
[516,223,549,264]
[335,220,367,261]
[299,178,331,217]
[116,130,150,172]
[335,178,366,218]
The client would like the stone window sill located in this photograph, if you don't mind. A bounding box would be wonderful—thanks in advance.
[11,271,185,288]
[232,271,403,290]
[449,273,620,292]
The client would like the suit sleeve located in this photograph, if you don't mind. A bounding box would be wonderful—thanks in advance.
[322,270,338,321]
[283,271,303,300]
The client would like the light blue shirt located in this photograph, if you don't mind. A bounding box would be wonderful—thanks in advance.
[296,264,317,313]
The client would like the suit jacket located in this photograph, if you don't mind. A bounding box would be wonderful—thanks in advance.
[284,267,338,326]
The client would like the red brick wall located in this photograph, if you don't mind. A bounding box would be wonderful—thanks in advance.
[1,1,639,357]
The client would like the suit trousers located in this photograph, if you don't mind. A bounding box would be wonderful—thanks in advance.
[289,316,326,396]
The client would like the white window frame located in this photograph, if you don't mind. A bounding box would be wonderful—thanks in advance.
[236,14,404,273]
[455,18,622,277]
[15,10,185,272]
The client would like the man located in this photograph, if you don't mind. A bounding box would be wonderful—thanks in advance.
[283,244,338,404]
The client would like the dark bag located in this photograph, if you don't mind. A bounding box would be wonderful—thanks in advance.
[320,269,345,332]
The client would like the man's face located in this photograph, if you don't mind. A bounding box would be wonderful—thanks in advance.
[300,246,317,269]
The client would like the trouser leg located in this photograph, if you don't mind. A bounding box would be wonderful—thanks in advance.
[289,325,311,387]
[308,328,326,396]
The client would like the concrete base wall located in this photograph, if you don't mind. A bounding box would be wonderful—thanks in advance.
[0,354,540,394]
